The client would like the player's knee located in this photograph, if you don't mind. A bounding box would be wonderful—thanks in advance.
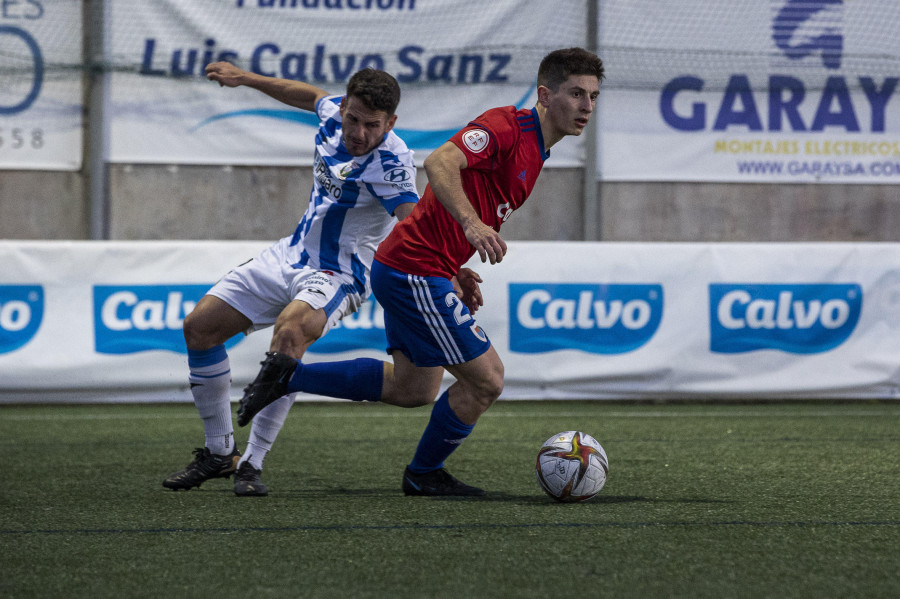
[469,370,504,406]
[487,360,505,398]
[453,376,502,422]
[182,312,214,350]
[484,376,504,403]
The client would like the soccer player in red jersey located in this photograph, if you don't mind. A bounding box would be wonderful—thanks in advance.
[238,47,605,496]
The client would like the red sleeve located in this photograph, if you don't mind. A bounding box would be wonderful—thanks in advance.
[449,108,517,170]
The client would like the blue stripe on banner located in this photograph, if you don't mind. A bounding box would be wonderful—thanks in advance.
[191,109,457,149]
[190,84,536,150]
[190,109,320,132]
[391,128,459,148]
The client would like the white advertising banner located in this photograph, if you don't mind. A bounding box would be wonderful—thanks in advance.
[2,240,899,403]
[0,0,82,170]
[106,0,586,166]
[598,0,900,183]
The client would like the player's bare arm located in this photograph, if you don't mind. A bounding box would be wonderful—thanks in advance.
[393,202,416,221]
[424,142,508,264]
[205,61,329,113]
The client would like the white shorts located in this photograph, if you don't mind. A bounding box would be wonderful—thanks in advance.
[208,239,364,336]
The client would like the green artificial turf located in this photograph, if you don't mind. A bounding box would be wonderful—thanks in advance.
[1,401,898,598]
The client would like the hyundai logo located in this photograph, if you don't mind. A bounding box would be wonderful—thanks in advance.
[384,168,411,182]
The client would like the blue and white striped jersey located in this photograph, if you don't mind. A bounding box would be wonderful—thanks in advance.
[285,94,418,297]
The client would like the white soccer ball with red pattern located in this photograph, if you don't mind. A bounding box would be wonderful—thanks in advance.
[535,431,609,502]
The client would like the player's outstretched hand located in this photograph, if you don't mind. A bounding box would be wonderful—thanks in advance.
[454,267,484,314]
[465,220,507,264]
[206,61,245,88]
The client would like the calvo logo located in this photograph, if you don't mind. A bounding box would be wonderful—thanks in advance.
[0,285,44,354]
[509,283,663,354]
[709,283,861,354]
[94,284,240,354]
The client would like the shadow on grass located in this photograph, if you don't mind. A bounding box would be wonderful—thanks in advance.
[264,487,733,507]
[435,493,735,505]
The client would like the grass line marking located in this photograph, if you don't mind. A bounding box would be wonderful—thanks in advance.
[3,520,899,537]
[2,409,899,422]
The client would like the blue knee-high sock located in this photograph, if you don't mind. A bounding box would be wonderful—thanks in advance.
[285,358,383,402]
[408,390,474,473]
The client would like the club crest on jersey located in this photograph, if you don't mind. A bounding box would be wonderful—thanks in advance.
[463,129,489,153]
[338,161,360,180]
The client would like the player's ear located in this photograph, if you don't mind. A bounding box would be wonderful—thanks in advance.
[339,96,346,116]
[537,85,552,107]
[384,113,398,133]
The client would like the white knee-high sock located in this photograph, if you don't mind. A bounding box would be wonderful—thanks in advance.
[187,346,234,456]
[239,394,294,470]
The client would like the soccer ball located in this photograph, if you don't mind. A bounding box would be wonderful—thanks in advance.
[535,431,609,502]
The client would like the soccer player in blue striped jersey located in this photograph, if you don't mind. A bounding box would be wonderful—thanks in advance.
[162,62,418,496]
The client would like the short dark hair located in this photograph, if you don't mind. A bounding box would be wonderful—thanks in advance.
[537,47,605,91]
[346,68,401,116]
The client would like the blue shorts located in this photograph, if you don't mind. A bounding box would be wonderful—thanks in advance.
[371,260,491,367]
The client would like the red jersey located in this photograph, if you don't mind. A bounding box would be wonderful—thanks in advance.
[375,105,549,278]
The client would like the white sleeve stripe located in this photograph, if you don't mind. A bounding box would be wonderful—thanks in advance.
[408,274,464,364]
